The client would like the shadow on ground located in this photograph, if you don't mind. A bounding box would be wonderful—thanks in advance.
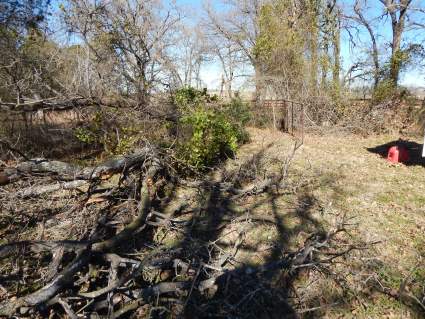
[162,146,425,318]
[155,145,352,318]
[367,139,425,166]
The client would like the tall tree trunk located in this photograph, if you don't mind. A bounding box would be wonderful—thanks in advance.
[390,22,403,86]
[370,32,380,88]
[385,0,412,86]
[254,64,262,105]
[321,42,329,87]
[310,35,319,94]
[332,11,341,92]
[309,0,319,95]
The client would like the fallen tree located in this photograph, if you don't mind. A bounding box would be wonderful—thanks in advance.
[0,145,155,186]
[0,96,91,113]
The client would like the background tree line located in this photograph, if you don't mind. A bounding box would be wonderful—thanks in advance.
[1,0,425,126]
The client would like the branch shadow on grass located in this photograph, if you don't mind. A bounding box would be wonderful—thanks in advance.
[156,145,345,319]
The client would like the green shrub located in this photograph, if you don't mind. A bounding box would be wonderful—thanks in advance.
[74,127,97,144]
[74,110,140,155]
[221,97,251,142]
[178,108,240,168]
[174,86,218,112]
[172,87,250,169]
[223,98,251,126]
[372,80,397,104]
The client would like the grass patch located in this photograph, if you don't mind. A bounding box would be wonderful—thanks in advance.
[377,191,425,207]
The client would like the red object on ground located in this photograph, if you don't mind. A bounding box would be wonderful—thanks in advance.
[387,145,409,163]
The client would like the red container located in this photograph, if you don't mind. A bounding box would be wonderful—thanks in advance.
[387,145,409,163]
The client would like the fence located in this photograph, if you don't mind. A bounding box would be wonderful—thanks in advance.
[250,99,305,143]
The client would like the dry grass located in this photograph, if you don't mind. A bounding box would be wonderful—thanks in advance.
[217,127,425,318]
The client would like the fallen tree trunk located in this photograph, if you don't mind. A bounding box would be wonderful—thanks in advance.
[0,146,155,186]
[0,96,90,113]
[16,180,89,198]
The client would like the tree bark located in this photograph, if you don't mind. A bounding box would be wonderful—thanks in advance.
[332,10,341,92]
[380,0,412,86]
[0,146,155,185]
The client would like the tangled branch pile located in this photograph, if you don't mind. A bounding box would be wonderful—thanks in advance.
[0,140,365,318]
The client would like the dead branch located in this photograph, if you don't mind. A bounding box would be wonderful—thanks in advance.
[0,139,30,161]
[0,145,155,185]
[112,282,190,318]
[0,248,91,316]
[0,96,90,113]
[0,152,162,317]
[0,240,89,259]
[16,180,89,198]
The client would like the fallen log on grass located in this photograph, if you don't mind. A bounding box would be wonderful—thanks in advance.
[0,145,156,186]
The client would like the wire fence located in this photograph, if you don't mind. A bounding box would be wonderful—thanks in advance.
[249,99,305,143]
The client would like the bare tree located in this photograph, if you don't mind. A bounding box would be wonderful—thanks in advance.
[205,33,245,98]
[344,0,425,88]
[176,25,210,89]
[204,0,262,100]
[63,0,181,106]
[344,0,381,88]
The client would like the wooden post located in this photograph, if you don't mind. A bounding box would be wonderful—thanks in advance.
[285,101,289,132]
[291,101,294,134]
[301,103,305,144]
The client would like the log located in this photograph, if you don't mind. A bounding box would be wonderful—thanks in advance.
[0,97,90,113]
[0,145,155,186]
[17,180,89,198]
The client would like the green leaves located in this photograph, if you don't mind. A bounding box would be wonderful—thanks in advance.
[177,95,249,169]
[174,86,218,113]
[74,110,140,155]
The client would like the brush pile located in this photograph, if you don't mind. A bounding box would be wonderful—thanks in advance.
[0,143,362,318]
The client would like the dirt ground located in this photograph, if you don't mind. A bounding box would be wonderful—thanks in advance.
[217,127,425,318]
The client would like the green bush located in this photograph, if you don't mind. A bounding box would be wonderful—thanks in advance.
[221,97,251,143]
[174,86,218,112]
[371,79,413,106]
[178,108,240,168]
[372,80,397,104]
[174,86,204,111]
[74,110,140,155]
[172,87,250,169]
[74,127,97,144]
[223,98,251,126]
